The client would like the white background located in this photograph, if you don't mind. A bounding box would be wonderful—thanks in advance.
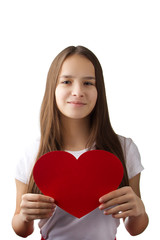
[0,0,159,239]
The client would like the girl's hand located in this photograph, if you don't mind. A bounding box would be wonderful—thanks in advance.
[20,194,56,223]
[99,186,145,219]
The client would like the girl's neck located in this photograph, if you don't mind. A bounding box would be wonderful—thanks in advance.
[60,116,91,151]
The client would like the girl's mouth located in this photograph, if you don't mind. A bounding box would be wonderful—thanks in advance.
[68,101,87,106]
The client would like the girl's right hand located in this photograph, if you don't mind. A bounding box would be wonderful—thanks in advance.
[20,194,56,223]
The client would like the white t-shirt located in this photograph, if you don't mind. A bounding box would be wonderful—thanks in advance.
[15,135,144,240]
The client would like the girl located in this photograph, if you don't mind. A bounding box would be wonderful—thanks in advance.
[12,46,149,240]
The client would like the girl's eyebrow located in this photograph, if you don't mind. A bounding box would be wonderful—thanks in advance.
[59,75,96,80]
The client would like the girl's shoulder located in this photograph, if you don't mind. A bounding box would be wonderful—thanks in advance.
[118,135,139,153]
[15,137,40,184]
[118,134,134,146]
[117,135,144,179]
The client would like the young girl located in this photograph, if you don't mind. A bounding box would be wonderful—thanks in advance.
[12,46,149,240]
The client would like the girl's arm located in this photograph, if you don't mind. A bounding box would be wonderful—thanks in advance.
[123,174,149,235]
[12,180,56,238]
[12,180,34,237]
[99,173,149,236]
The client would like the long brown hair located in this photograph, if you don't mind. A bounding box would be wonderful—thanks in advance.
[28,46,129,193]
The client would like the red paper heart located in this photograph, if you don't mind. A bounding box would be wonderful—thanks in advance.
[33,150,123,218]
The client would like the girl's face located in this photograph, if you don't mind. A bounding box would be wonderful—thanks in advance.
[55,54,97,120]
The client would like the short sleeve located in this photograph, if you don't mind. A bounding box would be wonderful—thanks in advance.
[118,136,144,179]
[15,138,40,184]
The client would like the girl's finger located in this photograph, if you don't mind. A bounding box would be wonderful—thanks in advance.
[112,210,133,219]
[22,194,55,203]
[103,203,132,215]
[99,187,130,203]
[99,194,131,210]
[22,207,55,216]
[24,211,54,222]
[23,200,56,210]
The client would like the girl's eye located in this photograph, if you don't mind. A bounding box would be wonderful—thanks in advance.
[61,80,71,84]
[84,81,94,86]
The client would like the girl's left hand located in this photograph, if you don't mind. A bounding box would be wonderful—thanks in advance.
[99,186,145,219]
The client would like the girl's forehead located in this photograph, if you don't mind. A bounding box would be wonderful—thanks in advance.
[59,54,95,77]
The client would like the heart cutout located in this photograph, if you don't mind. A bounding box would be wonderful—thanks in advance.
[33,150,123,218]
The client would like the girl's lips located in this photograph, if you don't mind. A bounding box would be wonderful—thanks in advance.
[68,101,87,106]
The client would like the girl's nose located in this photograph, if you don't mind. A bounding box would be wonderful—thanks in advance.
[71,84,84,97]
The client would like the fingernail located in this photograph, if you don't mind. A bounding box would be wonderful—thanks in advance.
[50,198,54,202]
[99,198,103,203]
[99,205,103,210]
